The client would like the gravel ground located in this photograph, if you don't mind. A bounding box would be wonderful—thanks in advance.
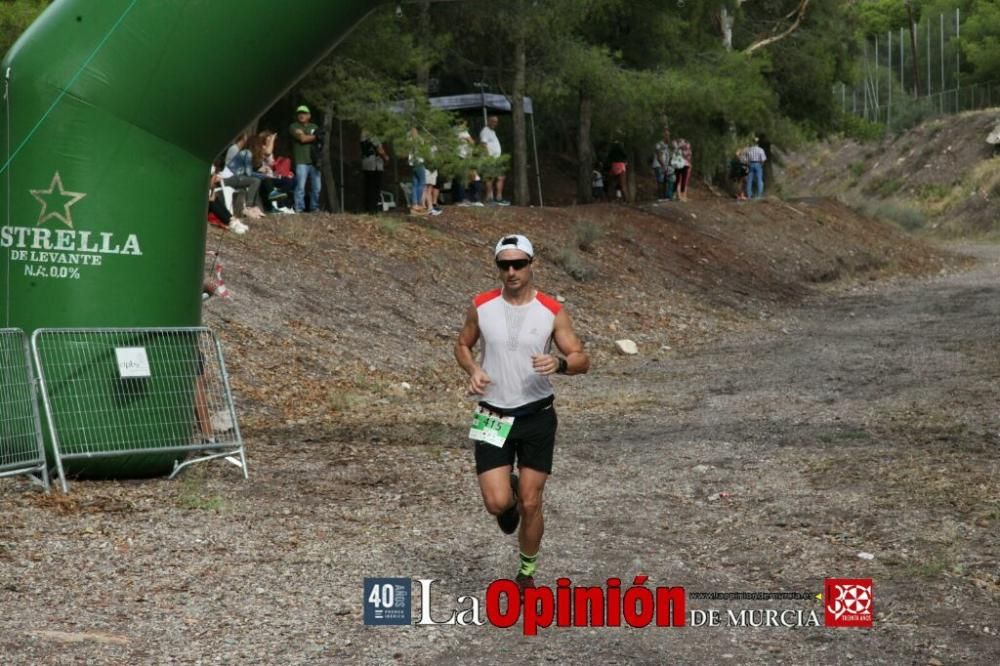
[0,229,997,664]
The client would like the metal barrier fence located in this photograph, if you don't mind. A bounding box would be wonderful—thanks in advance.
[32,327,246,492]
[0,328,48,489]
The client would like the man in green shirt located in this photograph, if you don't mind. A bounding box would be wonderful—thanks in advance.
[289,105,322,213]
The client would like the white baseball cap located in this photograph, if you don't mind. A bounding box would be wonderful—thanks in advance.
[494,234,534,258]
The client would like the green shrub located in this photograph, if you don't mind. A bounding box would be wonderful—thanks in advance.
[575,220,602,252]
[554,247,595,281]
[917,183,952,201]
[889,97,937,135]
[836,113,884,142]
[864,177,904,197]
[853,198,927,231]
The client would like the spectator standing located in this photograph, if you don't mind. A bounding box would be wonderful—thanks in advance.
[289,105,322,213]
[479,115,509,205]
[360,129,389,214]
[424,158,443,215]
[652,128,672,201]
[673,138,692,202]
[741,137,767,199]
[607,137,628,201]
[452,120,475,206]
[407,127,428,215]
[758,133,774,192]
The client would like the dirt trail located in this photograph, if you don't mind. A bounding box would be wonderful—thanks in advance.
[1,237,996,664]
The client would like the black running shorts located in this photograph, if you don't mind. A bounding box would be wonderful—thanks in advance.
[474,405,558,475]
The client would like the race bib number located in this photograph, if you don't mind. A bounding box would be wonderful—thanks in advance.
[468,405,514,448]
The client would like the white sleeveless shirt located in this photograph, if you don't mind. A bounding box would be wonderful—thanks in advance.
[475,288,561,410]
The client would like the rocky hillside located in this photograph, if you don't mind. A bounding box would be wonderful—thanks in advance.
[780,109,1000,236]
[202,199,957,441]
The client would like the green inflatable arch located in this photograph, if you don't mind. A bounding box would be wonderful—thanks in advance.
[1,0,382,477]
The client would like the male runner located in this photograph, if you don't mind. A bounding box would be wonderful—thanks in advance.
[455,234,589,589]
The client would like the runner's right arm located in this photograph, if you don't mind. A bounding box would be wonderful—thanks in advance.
[455,303,491,395]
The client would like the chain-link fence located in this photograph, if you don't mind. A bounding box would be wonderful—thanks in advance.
[841,8,998,131]
[32,327,246,492]
[0,328,48,489]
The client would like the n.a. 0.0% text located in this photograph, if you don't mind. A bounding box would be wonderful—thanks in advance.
[24,265,81,279]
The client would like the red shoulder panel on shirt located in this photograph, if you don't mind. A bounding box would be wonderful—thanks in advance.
[474,288,503,307]
[535,291,562,315]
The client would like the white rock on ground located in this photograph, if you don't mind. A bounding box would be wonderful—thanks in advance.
[615,339,639,355]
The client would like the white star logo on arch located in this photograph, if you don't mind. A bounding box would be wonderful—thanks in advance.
[30,172,86,228]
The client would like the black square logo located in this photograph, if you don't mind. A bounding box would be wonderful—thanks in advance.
[363,578,411,626]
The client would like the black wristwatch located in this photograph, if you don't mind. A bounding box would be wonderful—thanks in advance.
[556,357,568,374]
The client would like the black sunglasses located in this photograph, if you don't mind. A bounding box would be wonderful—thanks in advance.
[496,258,532,271]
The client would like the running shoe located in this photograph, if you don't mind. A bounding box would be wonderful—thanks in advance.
[515,572,535,595]
[429,207,443,216]
[496,199,511,206]
[497,472,519,534]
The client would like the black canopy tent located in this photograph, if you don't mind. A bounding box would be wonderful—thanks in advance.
[339,92,543,208]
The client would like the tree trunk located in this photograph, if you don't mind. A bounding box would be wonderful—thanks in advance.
[720,7,734,50]
[511,28,530,206]
[576,91,593,204]
[321,102,340,213]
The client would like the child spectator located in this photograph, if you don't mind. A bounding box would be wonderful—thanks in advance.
[591,163,605,201]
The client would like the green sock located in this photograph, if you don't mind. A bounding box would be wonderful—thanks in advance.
[518,551,538,577]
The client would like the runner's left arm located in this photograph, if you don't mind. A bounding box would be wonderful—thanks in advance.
[533,310,589,376]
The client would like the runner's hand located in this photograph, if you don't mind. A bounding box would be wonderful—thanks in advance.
[469,368,491,395]
[532,354,559,376]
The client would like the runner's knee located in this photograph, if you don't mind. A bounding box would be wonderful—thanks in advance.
[483,494,513,516]
[518,493,542,516]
